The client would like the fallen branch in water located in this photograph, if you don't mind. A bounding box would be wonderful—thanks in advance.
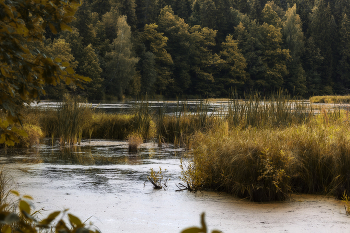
[176,182,195,192]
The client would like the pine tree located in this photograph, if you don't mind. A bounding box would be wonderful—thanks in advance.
[142,23,173,93]
[135,0,158,28]
[217,35,248,96]
[258,23,290,92]
[282,4,307,96]
[105,16,139,99]
[173,0,192,21]
[302,37,324,95]
[102,7,120,43]
[336,13,350,93]
[261,3,282,28]
[80,44,104,100]
[72,1,95,46]
[309,0,338,94]
[234,20,265,91]
[140,52,157,95]
[158,6,192,95]
[189,25,220,96]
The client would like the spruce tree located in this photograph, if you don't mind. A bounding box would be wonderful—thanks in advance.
[142,23,174,93]
[282,4,307,96]
[217,35,248,96]
[105,16,139,99]
[80,44,104,100]
[309,0,337,94]
[140,52,157,95]
[336,14,350,93]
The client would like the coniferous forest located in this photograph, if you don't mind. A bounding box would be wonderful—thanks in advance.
[41,0,350,100]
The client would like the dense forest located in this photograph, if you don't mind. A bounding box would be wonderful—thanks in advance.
[39,0,350,100]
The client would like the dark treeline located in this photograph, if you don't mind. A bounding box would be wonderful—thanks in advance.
[40,0,350,100]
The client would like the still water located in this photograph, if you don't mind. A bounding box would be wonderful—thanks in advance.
[1,140,349,232]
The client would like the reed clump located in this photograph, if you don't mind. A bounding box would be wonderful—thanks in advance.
[157,100,218,146]
[227,93,312,129]
[310,95,350,104]
[183,110,350,201]
[128,133,143,153]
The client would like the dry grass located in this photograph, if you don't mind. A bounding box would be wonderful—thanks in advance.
[182,110,350,201]
[128,133,143,153]
[310,95,350,104]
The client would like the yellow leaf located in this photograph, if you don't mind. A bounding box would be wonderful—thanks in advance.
[19,200,31,214]
[1,67,9,77]
[0,119,9,128]
[49,23,57,34]
[68,213,82,227]
[23,195,33,200]
[10,190,20,196]
[54,57,62,63]
[78,75,92,82]
[65,77,71,85]
[62,61,70,67]
[39,211,61,225]
[66,67,74,74]
[60,23,72,32]
[3,225,11,233]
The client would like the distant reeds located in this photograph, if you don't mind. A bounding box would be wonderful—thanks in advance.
[310,95,350,104]
[227,92,312,129]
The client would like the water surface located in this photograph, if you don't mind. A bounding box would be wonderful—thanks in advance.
[1,140,349,232]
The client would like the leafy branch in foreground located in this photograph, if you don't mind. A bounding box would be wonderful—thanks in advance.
[181,213,222,233]
[0,0,91,146]
[0,190,100,233]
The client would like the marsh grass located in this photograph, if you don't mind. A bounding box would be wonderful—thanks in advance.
[183,110,350,201]
[0,168,13,208]
[310,95,350,104]
[128,133,143,153]
[227,93,312,129]
[157,100,218,146]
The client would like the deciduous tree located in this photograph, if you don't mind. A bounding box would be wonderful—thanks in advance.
[0,0,89,145]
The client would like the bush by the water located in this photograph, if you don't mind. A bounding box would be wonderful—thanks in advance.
[181,110,350,201]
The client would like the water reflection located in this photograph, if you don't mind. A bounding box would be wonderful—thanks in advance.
[1,139,184,166]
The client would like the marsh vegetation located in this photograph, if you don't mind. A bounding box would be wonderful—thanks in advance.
[4,94,350,203]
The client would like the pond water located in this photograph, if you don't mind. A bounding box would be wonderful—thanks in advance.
[1,140,349,232]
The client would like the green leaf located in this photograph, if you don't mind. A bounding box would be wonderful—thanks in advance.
[68,213,82,227]
[39,211,61,225]
[19,200,31,214]
[181,227,203,233]
[54,57,62,63]
[2,225,11,233]
[76,227,90,233]
[66,67,74,74]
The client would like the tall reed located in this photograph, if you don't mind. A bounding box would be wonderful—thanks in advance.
[39,96,93,145]
[227,92,312,129]
[157,100,217,146]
